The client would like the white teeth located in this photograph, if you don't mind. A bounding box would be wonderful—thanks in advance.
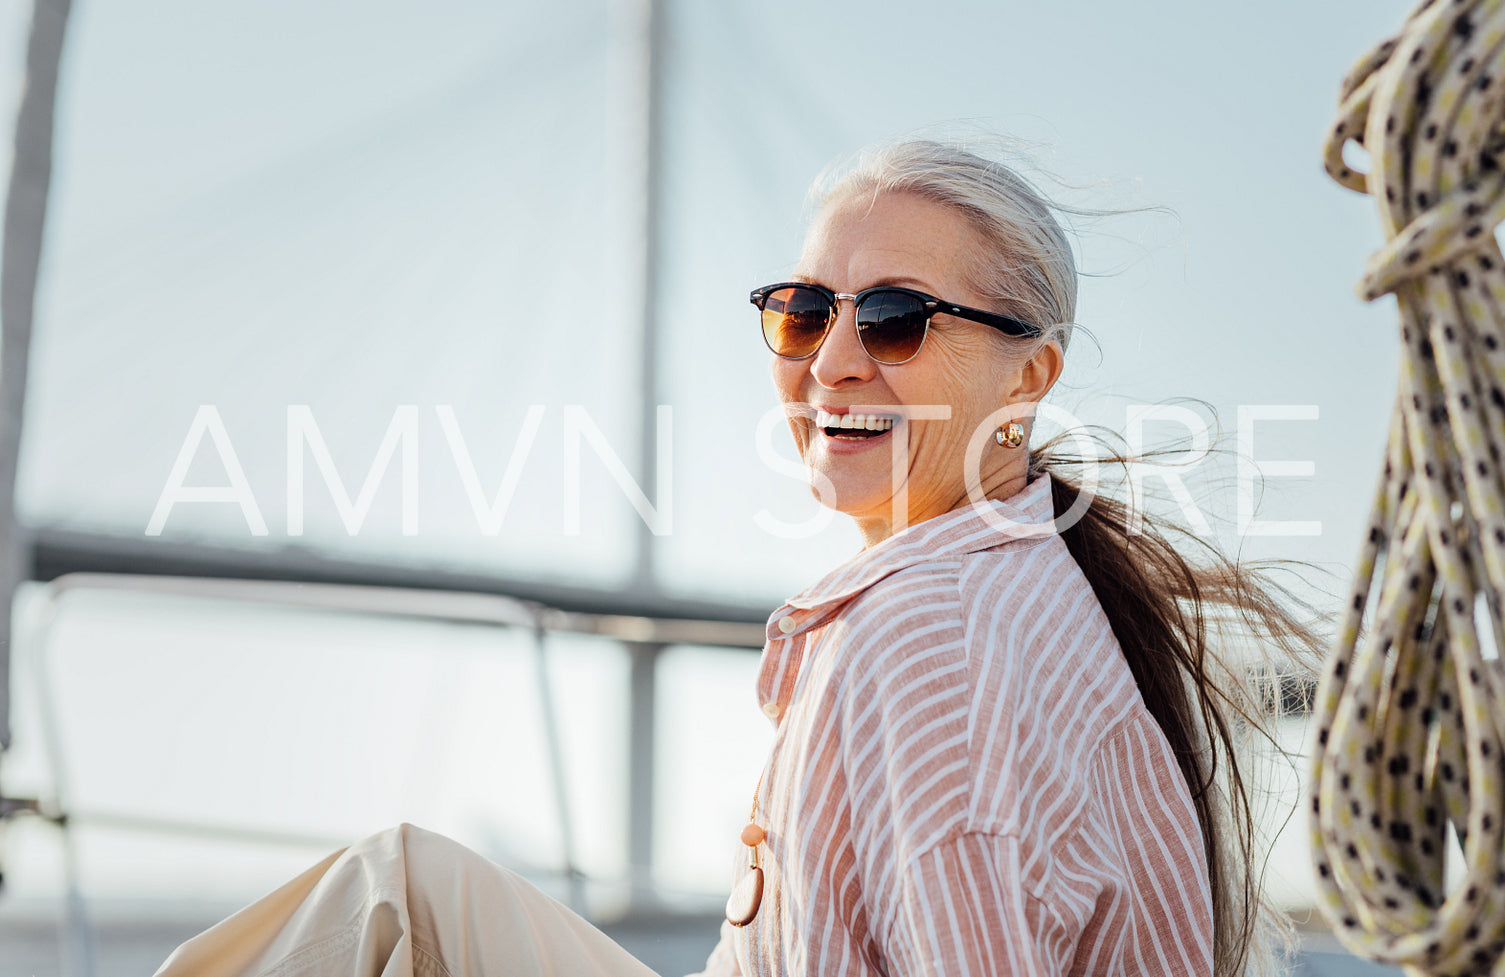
[814,409,896,432]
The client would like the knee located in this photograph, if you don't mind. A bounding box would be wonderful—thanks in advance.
[324,823,483,889]
[394,823,482,873]
[380,823,516,897]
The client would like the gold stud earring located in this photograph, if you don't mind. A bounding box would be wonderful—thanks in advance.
[995,422,1025,449]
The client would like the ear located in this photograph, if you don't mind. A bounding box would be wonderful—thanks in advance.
[1001,340,1064,405]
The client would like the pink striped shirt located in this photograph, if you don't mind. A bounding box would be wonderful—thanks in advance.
[692,473,1213,977]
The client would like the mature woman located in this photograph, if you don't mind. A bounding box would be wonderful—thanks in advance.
[156,140,1312,977]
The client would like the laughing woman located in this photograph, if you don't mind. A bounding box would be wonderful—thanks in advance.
[156,140,1318,977]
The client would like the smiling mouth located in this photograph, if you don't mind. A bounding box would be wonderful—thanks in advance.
[815,409,897,441]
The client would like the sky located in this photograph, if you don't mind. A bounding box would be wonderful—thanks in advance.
[0,0,1432,922]
[19,0,1422,601]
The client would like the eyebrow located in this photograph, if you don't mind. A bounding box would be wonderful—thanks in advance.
[791,273,941,294]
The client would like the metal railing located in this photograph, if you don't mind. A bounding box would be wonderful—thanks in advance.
[10,571,766,977]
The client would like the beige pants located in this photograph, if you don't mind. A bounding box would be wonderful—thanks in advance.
[152,824,662,977]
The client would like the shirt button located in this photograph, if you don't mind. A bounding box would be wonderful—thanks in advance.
[777,615,797,634]
[762,701,782,719]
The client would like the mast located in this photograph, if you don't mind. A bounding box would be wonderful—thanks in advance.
[0,0,72,756]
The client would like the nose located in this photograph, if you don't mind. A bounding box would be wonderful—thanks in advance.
[808,298,876,388]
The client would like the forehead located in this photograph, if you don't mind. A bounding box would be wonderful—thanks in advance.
[797,191,985,295]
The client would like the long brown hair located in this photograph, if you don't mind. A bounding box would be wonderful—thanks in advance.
[816,138,1327,976]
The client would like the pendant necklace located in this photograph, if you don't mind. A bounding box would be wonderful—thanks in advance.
[725,772,766,927]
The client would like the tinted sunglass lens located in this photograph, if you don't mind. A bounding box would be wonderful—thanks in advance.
[856,292,929,363]
[762,286,831,358]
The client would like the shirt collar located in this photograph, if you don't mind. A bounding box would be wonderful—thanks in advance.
[765,472,1058,642]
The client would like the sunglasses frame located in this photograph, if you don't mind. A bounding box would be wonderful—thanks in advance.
[750,280,1041,366]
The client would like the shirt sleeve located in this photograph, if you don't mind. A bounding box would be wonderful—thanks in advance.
[1083,715,1215,975]
[880,717,1216,977]
[884,832,1069,977]
[682,919,743,977]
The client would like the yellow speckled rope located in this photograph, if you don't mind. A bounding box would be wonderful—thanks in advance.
[1313,1,1505,974]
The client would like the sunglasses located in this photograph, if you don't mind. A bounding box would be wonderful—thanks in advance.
[750,281,1040,366]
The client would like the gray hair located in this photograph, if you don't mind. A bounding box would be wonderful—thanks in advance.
[809,139,1078,356]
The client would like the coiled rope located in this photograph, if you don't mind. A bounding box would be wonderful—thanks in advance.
[1311,1,1505,973]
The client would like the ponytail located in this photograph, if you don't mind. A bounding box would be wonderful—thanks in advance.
[1034,449,1323,977]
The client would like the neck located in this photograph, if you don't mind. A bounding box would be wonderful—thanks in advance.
[851,464,1032,547]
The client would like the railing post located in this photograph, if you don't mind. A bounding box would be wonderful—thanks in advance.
[531,621,586,916]
[626,640,662,908]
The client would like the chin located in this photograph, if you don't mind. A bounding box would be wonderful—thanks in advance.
[808,473,894,522]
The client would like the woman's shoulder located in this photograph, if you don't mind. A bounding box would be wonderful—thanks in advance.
[957,534,1137,703]
[826,530,1140,732]
[822,561,974,709]
[945,535,1159,831]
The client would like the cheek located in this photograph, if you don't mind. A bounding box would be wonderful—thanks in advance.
[770,357,804,401]
[889,347,1004,454]
[770,359,812,449]
[892,343,989,414]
